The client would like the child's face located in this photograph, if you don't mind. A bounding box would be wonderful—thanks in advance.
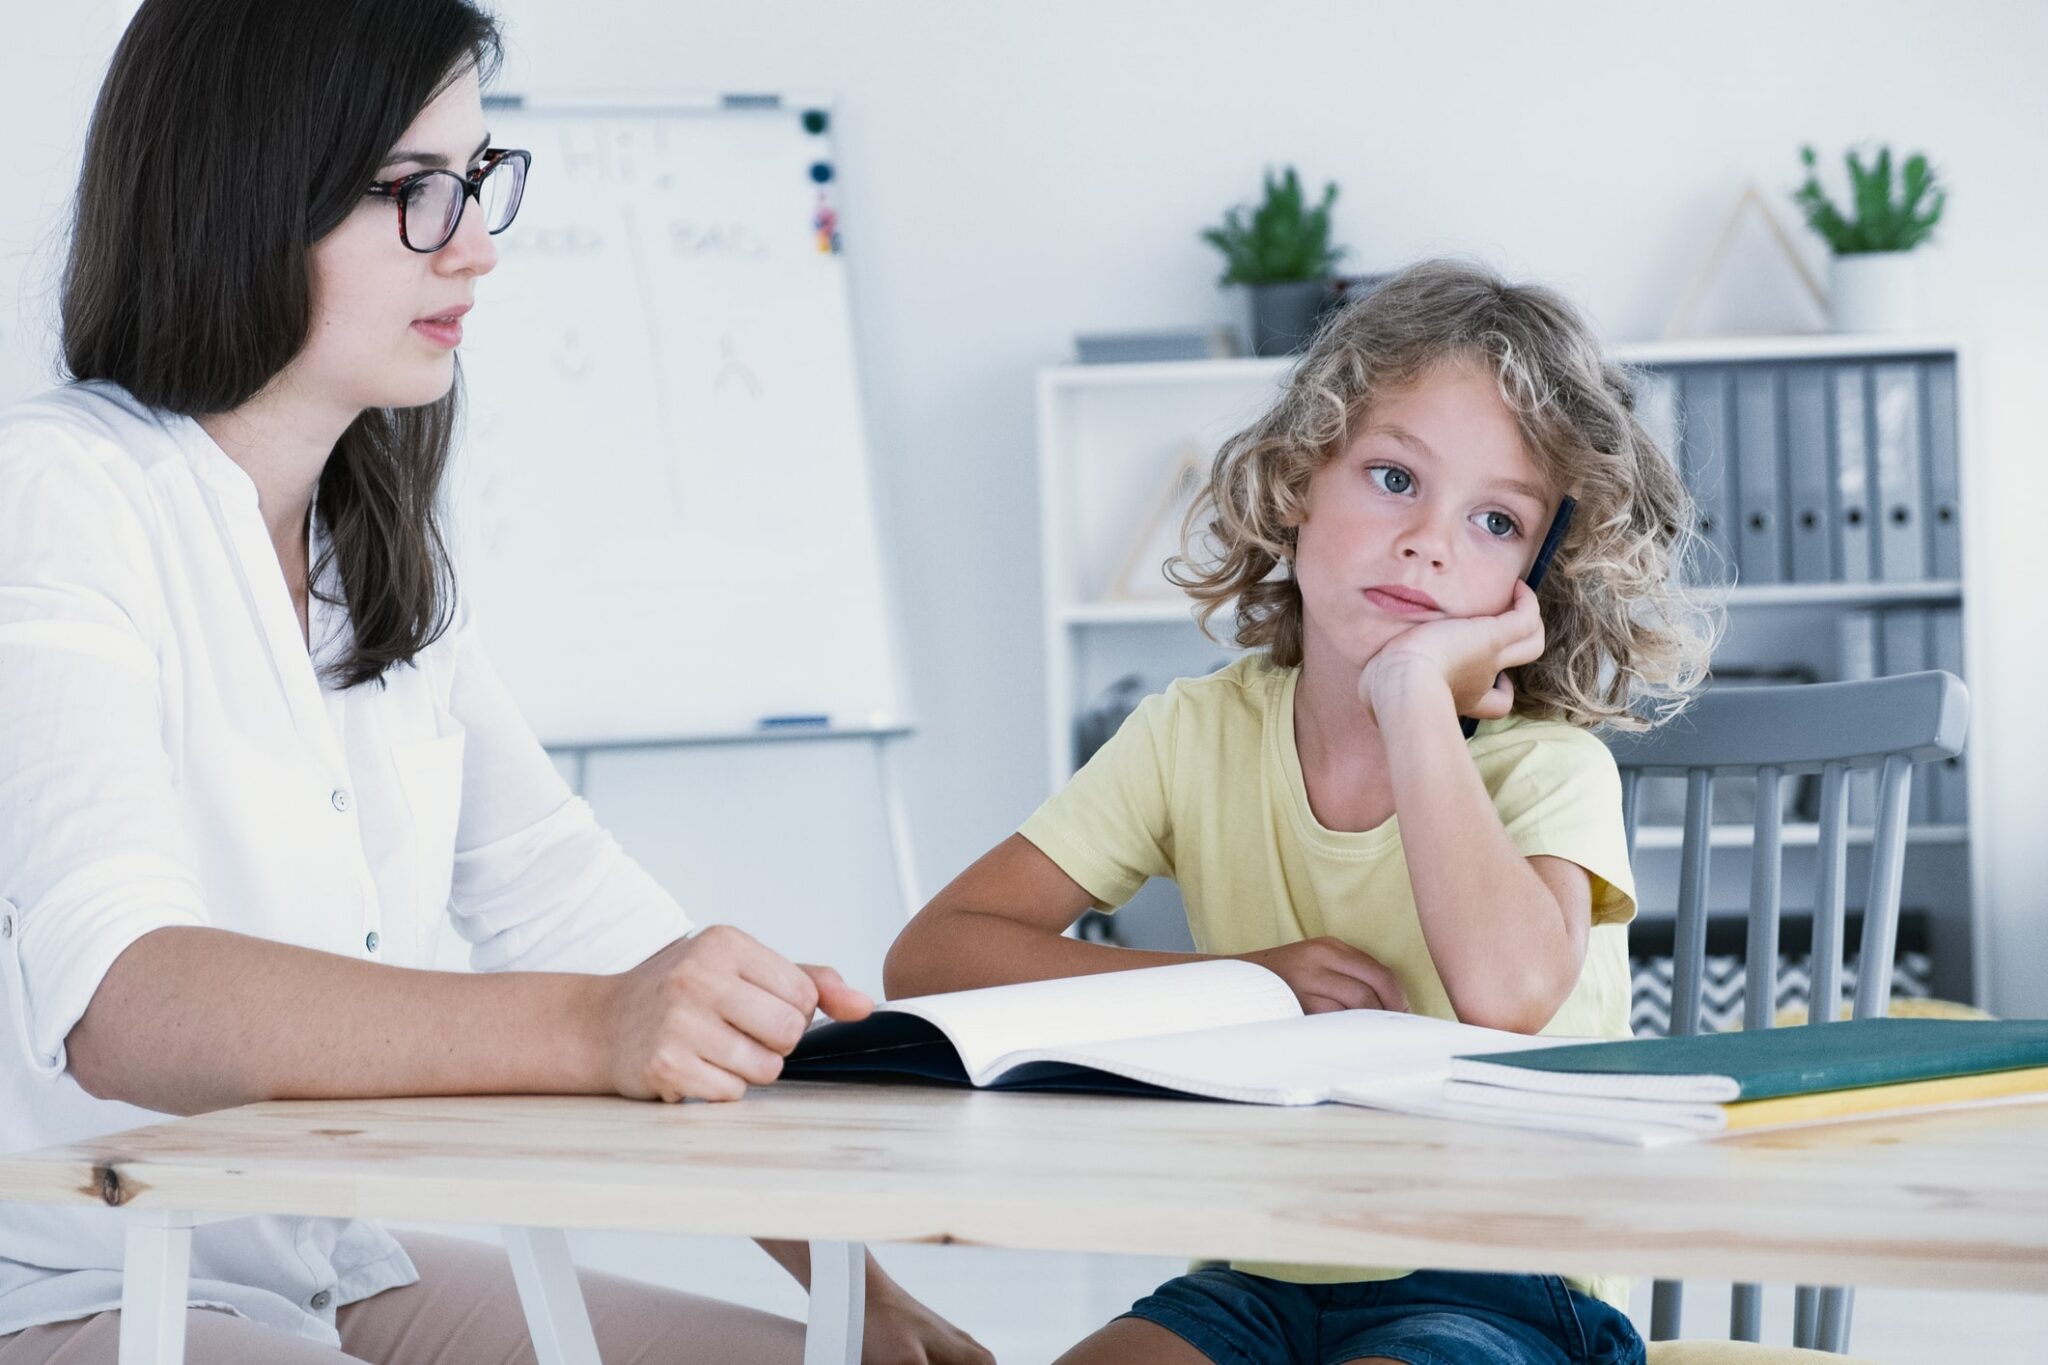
[1293,359,1556,668]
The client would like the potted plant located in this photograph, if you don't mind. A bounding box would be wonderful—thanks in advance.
[1202,166,1345,356]
[1792,144,1946,332]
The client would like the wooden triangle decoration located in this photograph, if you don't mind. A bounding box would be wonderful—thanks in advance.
[1107,441,1208,601]
[1662,182,1829,340]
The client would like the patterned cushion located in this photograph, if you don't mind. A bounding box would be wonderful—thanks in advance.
[1630,949,1936,1036]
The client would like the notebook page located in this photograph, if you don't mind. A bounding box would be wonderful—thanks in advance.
[887,959,1301,1085]
[1447,1058,1739,1102]
[1335,1076,1701,1147]
[998,1009,1557,1104]
[1439,1078,1728,1131]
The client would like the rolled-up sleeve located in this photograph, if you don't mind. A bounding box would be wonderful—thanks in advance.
[0,434,209,1078]
[442,618,691,976]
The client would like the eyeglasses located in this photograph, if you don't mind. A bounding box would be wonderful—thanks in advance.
[363,147,530,253]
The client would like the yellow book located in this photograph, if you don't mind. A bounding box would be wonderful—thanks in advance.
[1718,1064,2048,1132]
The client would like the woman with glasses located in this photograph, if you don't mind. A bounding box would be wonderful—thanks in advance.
[0,1,988,1362]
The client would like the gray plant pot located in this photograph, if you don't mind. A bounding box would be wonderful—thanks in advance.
[1247,278,1335,356]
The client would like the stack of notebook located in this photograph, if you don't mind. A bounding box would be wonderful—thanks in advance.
[1386,1017,2048,1145]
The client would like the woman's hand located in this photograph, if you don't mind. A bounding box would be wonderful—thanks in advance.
[862,1269,997,1364]
[1358,579,1545,726]
[1231,937,1409,1014]
[601,924,871,1102]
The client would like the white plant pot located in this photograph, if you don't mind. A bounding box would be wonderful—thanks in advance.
[1830,250,1925,333]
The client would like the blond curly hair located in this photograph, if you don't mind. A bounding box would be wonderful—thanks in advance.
[1168,259,1720,731]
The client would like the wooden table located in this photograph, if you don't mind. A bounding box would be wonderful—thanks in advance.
[4,1082,2046,1364]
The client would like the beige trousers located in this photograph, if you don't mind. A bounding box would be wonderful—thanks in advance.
[0,1231,806,1364]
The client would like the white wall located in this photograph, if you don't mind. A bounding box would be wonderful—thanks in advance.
[0,4,121,397]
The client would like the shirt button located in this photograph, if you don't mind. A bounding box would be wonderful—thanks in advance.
[1,914,11,939]
[364,931,380,954]
[309,1289,332,1310]
[330,788,351,813]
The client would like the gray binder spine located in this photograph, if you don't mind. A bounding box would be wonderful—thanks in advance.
[1783,364,1835,582]
[1922,357,1962,580]
[1679,368,1737,584]
[1635,368,1681,471]
[1732,366,1789,583]
[1929,605,1968,823]
[1872,363,1929,581]
[1831,366,1875,582]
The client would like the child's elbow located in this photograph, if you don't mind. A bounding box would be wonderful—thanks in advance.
[1451,972,1575,1035]
[881,934,916,1000]
[882,917,939,1000]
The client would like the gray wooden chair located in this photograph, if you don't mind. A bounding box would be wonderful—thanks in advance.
[1603,669,1970,1358]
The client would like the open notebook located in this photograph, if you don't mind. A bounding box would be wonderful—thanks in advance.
[782,959,1563,1105]
[784,961,2048,1145]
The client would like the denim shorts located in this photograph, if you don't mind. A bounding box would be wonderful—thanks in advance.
[1124,1266,1645,1365]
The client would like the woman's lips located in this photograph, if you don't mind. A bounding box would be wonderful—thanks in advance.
[412,303,470,348]
[411,315,464,348]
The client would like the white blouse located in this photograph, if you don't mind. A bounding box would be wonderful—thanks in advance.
[0,382,692,1345]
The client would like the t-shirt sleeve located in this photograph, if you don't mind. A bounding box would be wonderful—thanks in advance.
[1016,690,1176,910]
[1473,724,1637,926]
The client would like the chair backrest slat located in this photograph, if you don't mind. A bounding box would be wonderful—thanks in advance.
[1620,768,1641,861]
[1855,754,1915,1021]
[1671,767,1714,1037]
[1744,768,1785,1033]
[1809,762,1851,1030]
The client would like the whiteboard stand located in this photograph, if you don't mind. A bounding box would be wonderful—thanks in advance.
[549,722,923,922]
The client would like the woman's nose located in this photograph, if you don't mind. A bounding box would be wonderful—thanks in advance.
[436,200,498,277]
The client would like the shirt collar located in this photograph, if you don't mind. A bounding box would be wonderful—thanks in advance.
[171,412,263,506]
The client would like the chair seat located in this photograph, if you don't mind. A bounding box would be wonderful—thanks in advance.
[1649,1340,1887,1364]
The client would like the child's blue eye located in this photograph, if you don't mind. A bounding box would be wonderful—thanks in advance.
[1478,511,1520,538]
[1368,466,1414,495]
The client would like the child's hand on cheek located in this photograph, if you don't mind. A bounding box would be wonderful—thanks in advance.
[1358,579,1545,726]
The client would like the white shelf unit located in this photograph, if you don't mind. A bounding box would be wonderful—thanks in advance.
[1034,337,1985,1002]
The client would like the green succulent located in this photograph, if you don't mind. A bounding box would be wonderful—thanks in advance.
[1792,144,1946,254]
[1201,166,1345,285]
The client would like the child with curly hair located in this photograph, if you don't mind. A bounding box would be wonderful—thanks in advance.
[888,258,1718,1365]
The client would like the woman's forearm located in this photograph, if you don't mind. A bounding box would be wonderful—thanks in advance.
[1376,670,1579,1030]
[66,925,619,1114]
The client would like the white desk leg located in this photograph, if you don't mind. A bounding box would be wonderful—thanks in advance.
[503,1226,603,1365]
[119,1210,196,1365]
[804,1240,865,1365]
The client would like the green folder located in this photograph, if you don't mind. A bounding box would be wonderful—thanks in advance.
[1448,1018,2048,1103]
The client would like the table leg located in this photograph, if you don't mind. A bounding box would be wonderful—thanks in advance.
[119,1210,196,1365]
[503,1226,603,1365]
[804,1240,865,1365]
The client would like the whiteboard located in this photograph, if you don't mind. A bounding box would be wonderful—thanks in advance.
[450,97,906,745]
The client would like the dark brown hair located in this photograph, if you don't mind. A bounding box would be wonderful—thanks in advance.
[61,0,502,688]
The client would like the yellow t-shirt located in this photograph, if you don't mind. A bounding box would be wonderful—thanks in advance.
[1018,652,1637,1307]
